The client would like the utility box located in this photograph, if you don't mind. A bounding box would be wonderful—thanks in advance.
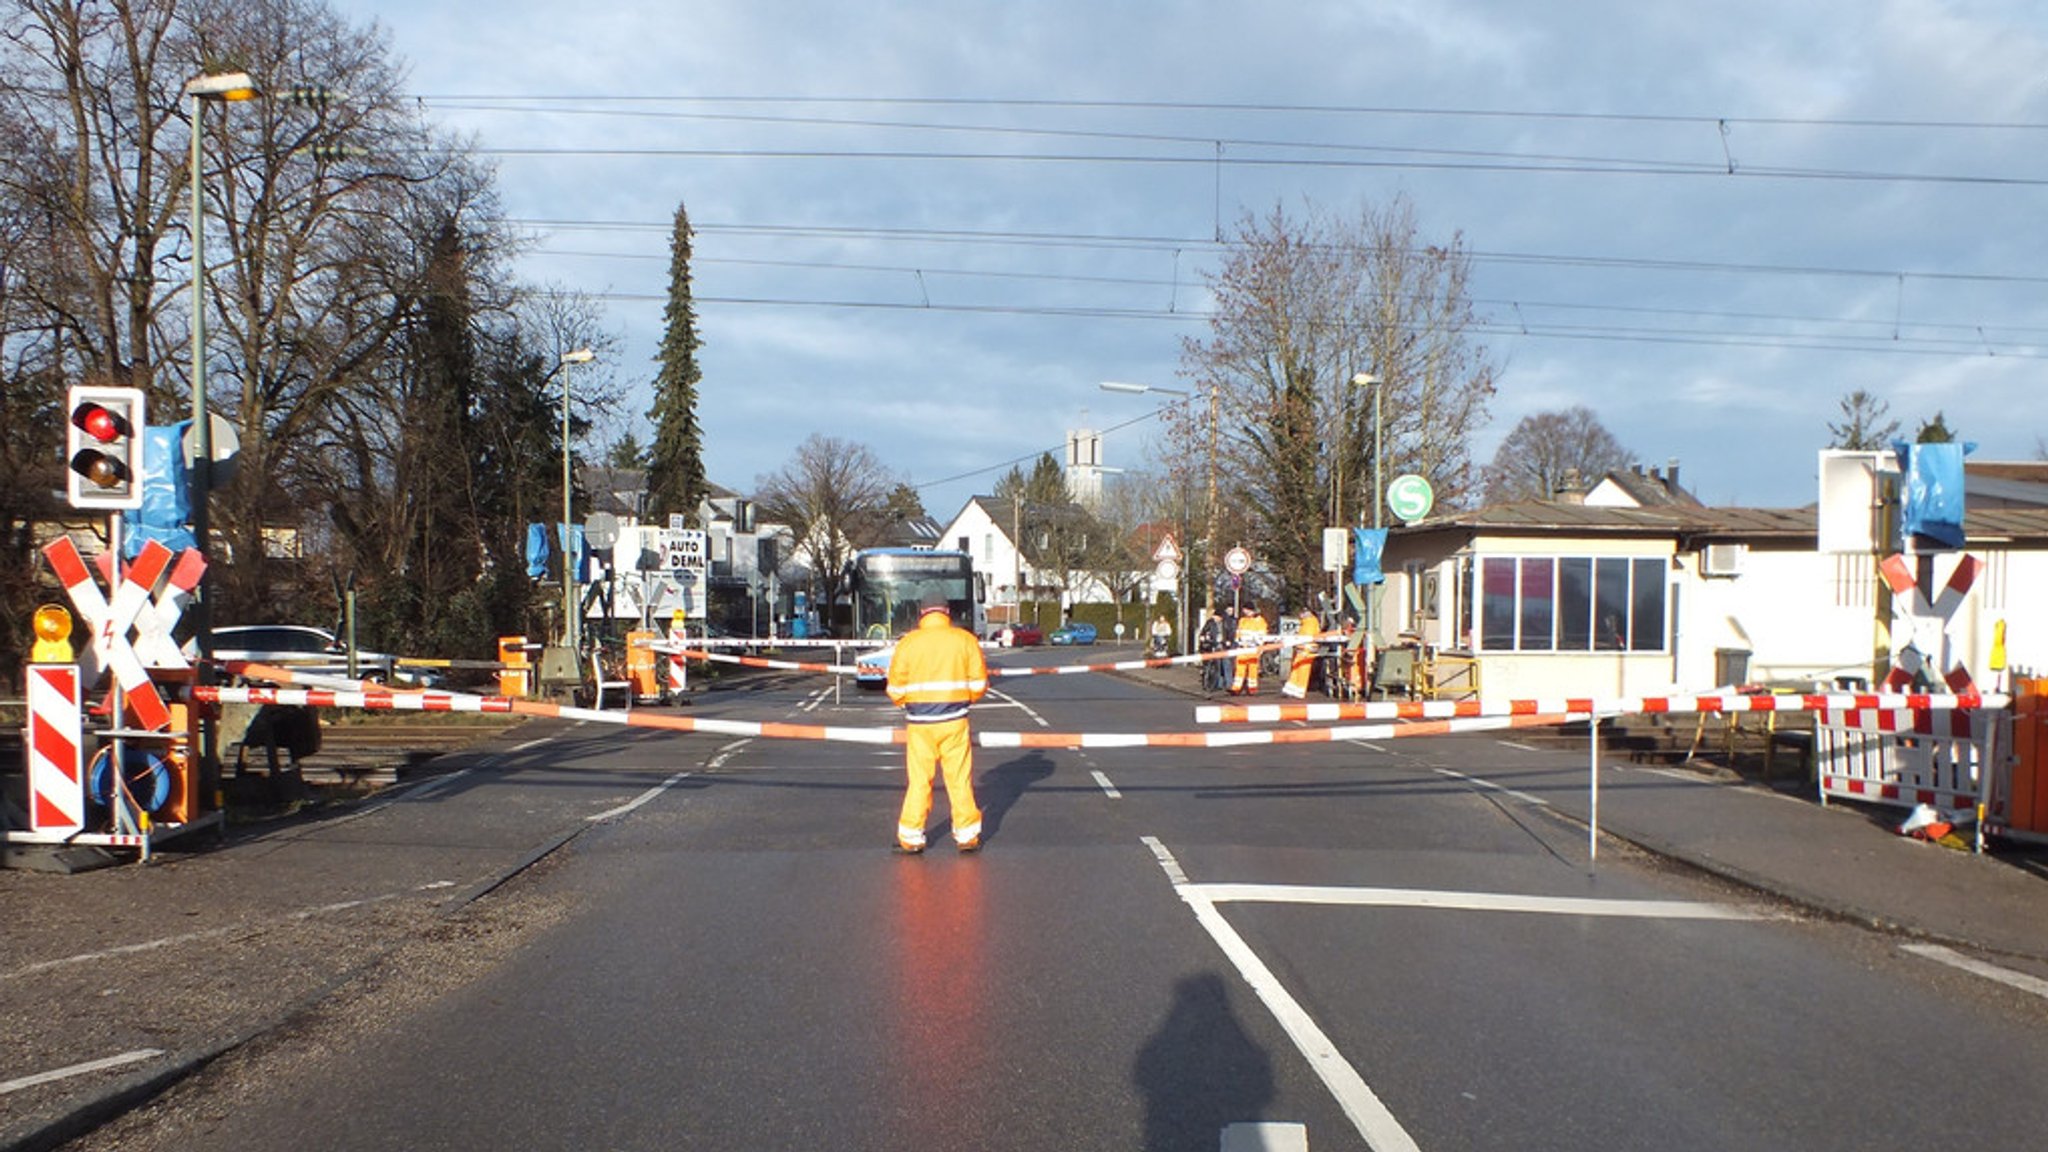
[537,645,581,698]
[497,635,531,698]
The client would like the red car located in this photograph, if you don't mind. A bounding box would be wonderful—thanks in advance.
[997,624,1044,648]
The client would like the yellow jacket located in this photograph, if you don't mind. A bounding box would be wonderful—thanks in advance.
[887,611,989,723]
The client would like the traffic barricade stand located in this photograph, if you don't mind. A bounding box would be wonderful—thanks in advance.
[497,635,531,698]
[626,629,659,703]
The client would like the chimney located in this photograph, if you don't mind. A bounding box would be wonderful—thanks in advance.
[1555,467,1587,504]
[1666,457,1681,491]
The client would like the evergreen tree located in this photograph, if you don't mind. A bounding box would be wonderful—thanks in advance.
[1915,411,1956,444]
[648,202,708,521]
[1827,390,1900,450]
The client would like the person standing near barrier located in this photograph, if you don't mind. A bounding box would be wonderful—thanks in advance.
[1282,605,1322,699]
[886,591,990,854]
[1197,609,1227,693]
[1232,603,1269,695]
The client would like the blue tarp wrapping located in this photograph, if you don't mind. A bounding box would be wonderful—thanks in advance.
[1352,528,1388,586]
[1895,440,1971,551]
[125,422,196,558]
[526,522,552,579]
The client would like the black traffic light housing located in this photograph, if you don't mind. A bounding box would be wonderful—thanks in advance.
[66,385,146,510]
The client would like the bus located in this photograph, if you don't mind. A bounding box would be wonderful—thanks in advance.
[844,548,985,686]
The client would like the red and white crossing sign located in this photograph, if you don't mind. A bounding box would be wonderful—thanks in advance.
[25,664,86,835]
[40,536,201,732]
[1879,552,1980,695]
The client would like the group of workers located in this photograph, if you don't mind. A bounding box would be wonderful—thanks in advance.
[1198,603,1375,699]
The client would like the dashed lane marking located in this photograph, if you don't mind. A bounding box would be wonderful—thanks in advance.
[1902,943,2048,1000]
[2,1049,164,1095]
[1432,765,1551,808]
[1090,770,1122,799]
[586,769,696,822]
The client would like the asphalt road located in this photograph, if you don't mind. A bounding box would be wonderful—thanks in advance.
[31,656,2048,1150]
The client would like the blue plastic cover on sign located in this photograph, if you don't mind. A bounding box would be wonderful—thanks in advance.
[1352,528,1388,585]
[1895,440,1971,551]
[526,523,552,578]
[125,422,196,558]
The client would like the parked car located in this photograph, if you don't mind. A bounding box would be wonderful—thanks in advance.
[855,645,893,690]
[1048,622,1098,646]
[191,624,441,687]
[995,624,1044,648]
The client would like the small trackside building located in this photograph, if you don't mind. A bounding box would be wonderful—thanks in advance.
[1377,495,2048,702]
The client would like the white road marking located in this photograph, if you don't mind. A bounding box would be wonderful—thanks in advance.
[988,687,1050,727]
[586,768,695,822]
[1144,836,1422,1152]
[2,880,462,981]
[1495,740,1542,752]
[1090,770,1122,799]
[1193,882,1772,921]
[1432,765,1550,808]
[1,1049,163,1095]
[1220,1121,1309,1151]
[1902,943,2048,999]
[705,738,753,771]
[510,735,552,752]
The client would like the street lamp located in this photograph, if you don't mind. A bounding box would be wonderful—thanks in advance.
[1100,380,1220,647]
[554,348,596,652]
[1351,372,1385,637]
[184,70,261,664]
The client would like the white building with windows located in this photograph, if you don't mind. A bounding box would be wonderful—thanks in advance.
[1377,459,2048,700]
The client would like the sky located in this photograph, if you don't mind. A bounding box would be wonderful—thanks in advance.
[346,0,2048,523]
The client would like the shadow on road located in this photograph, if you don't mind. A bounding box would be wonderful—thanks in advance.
[978,751,1055,837]
[1132,972,1275,1150]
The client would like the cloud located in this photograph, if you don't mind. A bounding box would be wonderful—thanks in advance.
[350,0,2048,522]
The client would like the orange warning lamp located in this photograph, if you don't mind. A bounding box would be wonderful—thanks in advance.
[31,603,75,663]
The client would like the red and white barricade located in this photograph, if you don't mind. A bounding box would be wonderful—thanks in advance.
[1815,704,2011,822]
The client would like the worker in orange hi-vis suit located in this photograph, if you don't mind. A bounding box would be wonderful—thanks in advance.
[1282,606,1322,699]
[1231,605,1269,695]
[886,591,990,854]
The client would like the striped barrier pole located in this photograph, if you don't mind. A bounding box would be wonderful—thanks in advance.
[650,642,1276,679]
[1197,691,2007,726]
[193,678,1589,750]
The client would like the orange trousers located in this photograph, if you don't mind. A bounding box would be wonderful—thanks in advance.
[1283,645,1317,698]
[898,717,982,847]
[1232,649,1261,693]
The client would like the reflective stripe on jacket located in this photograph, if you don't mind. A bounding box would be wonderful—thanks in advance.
[887,611,989,723]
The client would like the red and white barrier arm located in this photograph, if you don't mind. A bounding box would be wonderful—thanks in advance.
[650,642,1277,678]
[192,682,1587,749]
[1197,691,2008,726]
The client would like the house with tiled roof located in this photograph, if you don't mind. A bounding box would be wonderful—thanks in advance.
[1378,455,2048,700]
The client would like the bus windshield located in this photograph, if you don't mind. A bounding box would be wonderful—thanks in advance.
[849,550,981,640]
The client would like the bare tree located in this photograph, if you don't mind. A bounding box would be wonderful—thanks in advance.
[753,434,899,622]
[1482,406,1634,503]
[1826,389,1900,451]
[1183,195,1497,607]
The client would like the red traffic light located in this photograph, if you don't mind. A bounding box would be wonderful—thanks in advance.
[64,385,145,510]
[71,400,131,443]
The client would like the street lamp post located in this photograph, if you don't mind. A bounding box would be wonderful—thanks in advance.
[555,348,596,652]
[1351,373,1384,637]
[1100,380,1217,650]
[183,71,261,663]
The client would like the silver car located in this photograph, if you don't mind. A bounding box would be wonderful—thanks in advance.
[191,624,441,687]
